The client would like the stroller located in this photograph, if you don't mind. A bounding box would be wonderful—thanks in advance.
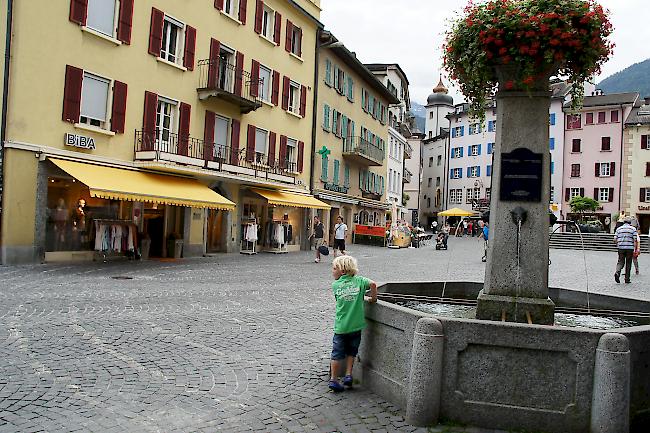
[435,232,448,250]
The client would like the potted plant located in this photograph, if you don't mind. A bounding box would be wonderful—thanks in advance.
[443,0,614,120]
[167,232,184,258]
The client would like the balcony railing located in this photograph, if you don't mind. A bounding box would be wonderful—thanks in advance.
[404,143,413,159]
[403,169,412,184]
[134,130,296,184]
[197,59,262,114]
[342,136,385,166]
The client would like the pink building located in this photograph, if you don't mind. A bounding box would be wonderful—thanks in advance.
[563,92,639,231]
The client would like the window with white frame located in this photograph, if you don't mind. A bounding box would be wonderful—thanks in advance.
[261,5,274,39]
[470,166,479,177]
[550,186,555,202]
[286,138,297,169]
[224,0,240,18]
[455,189,463,204]
[570,188,581,199]
[86,0,117,37]
[453,126,462,136]
[255,128,268,161]
[291,25,302,56]
[452,168,462,179]
[288,81,300,114]
[79,72,110,128]
[599,162,611,177]
[646,189,650,202]
[470,145,479,156]
[473,187,481,201]
[214,116,229,158]
[599,188,610,202]
[466,189,473,204]
[258,64,272,102]
[485,188,491,200]
[156,97,178,146]
[468,123,480,135]
[453,148,462,158]
[161,15,184,64]
[388,169,393,192]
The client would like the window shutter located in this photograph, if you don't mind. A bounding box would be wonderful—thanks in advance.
[62,65,83,123]
[641,188,646,203]
[215,0,224,11]
[323,105,330,131]
[579,188,584,197]
[550,113,556,125]
[268,131,276,166]
[281,76,290,110]
[487,165,491,177]
[450,148,455,159]
[466,167,471,178]
[551,161,554,174]
[646,162,650,177]
[271,70,280,105]
[273,12,282,45]
[208,39,221,88]
[344,165,350,187]
[361,89,366,112]
[459,147,464,157]
[116,0,134,44]
[565,188,570,202]
[254,0,263,34]
[299,85,307,117]
[611,162,615,177]
[477,166,481,177]
[250,59,260,97]
[230,119,240,165]
[142,91,158,150]
[203,110,216,161]
[350,120,355,139]
[246,125,256,162]
[285,20,293,52]
[234,52,244,96]
[595,163,600,177]
[477,144,482,155]
[279,135,287,169]
[325,60,332,86]
[488,142,493,154]
[449,169,453,179]
[608,188,614,202]
[110,81,128,134]
[460,126,465,136]
[69,0,88,25]
[297,141,304,172]
[178,103,191,156]
[183,26,197,71]
[593,188,598,200]
[642,135,648,149]
[238,0,247,24]
[148,8,164,57]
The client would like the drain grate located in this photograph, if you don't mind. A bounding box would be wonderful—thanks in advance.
[111,276,134,280]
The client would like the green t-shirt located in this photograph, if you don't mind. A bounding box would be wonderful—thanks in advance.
[332,274,370,334]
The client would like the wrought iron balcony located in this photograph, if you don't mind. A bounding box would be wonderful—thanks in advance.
[404,143,413,160]
[342,136,385,167]
[403,168,412,184]
[197,59,262,114]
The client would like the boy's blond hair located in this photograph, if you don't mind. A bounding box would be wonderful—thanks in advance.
[332,255,358,276]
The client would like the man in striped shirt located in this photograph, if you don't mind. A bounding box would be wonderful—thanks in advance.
[614,217,638,284]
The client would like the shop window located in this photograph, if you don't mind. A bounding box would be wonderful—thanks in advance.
[87,0,117,37]
[80,72,110,128]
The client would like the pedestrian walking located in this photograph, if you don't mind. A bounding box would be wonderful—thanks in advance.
[312,216,325,263]
[462,219,468,236]
[333,216,348,257]
[614,217,638,284]
[431,220,438,233]
[633,228,641,275]
[468,220,474,237]
[328,256,377,392]
[479,221,489,262]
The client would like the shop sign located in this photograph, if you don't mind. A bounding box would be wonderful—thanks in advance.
[65,133,96,150]
[639,206,650,211]
[324,183,349,194]
[355,224,387,237]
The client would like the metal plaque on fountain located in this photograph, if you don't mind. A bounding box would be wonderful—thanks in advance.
[499,147,542,202]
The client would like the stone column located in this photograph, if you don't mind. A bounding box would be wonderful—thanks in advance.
[476,67,555,324]
[405,317,444,426]
[591,333,630,433]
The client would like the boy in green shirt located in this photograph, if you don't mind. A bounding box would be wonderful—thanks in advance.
[329,256,378,392]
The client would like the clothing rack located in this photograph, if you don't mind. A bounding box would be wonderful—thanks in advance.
[240,217,258,255]
[265,219,290,254]
[93,219,138,261]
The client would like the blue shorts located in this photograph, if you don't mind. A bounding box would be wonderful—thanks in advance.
[331,331,362,360]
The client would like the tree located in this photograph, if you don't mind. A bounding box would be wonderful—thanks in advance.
[569,196,599,221]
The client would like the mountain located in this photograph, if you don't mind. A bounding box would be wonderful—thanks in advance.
[410,101,426,133]
[598,58,650,98]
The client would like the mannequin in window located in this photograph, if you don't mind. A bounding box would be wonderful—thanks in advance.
[72,198,86,249]
[52,198,68,250]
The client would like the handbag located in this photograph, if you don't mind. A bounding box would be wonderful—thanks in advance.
[318,245,330,256]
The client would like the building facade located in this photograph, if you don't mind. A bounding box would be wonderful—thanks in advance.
[0,0,325,264]
[312,32,399,243]
[420,132,448,227]
[622,96,650,233]
[404,130,424,226]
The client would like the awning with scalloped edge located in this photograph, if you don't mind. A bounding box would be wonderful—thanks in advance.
[251,188,331,210]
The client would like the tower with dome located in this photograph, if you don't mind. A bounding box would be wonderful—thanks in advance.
[425,76,454,138]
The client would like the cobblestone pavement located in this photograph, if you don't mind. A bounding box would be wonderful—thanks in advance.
[1,237,649,433]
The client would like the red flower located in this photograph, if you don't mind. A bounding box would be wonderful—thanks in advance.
[505,80,515,89]
[502,55,512,64]
[499,47,508,55]
[495,39,504,46]
[519,46,529,54]
[550,39,560,46]
[522,76,534,85]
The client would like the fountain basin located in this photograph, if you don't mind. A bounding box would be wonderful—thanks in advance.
[355,281,650,433]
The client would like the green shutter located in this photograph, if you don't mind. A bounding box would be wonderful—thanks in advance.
[325,59,332,86]
[323,104,330,131]
[350,120,355,140]
[333,159,340,184]
[344,164,350,187]
[342,116,348,140]
[333,66,339,90]
[332,110,338,136]
[359,171,363,188]
[321,154,328,182]
[380,176,384,194]
[347,77,354,101]
[361,89,366,112]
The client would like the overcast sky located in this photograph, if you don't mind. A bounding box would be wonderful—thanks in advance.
[320,0,650,106]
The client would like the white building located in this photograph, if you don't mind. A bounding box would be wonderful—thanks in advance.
[404,129,425,225]
[366,64,412,220]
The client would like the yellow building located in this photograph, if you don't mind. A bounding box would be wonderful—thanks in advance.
[622,97,650,232]
[313,31,399,245]
[0,0,328,264]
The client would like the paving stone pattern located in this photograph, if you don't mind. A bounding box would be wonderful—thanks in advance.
[1,237,648,432]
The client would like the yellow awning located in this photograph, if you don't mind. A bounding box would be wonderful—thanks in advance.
[251,188,331,210]
[50,158,235,211]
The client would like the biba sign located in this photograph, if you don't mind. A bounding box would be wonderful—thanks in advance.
[65,133,96,150]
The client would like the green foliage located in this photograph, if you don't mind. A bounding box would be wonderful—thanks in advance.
[569,196,599,218]
[598,58,650,97]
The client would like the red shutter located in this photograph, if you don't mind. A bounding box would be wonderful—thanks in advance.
[647,162,650,177]
[117,0,134,44]
[183,26,197,71]
[610,162,615,177]
[62,65,83,123]
[230,119,241,165]
[595,163,600,177]
[285,20,293,52]
[281,76,290,110]
[297,140,304,172]
[250,59,260,97]
[204,111,215,161]
[178,103,191,156]
[268,131,276,166]
[564,188,570,202]
[297,27,302,57]
[148,8,164,57]
[246,124,256,162]
[271,71,280,105]
[641,188,646,203]
[593,188,598,200]
[279,135,287,169]
[254,0,263,34]
[215,0,224,11]
[234,52,244,96]
[579,188,584,197]
[69,0,88,25]
[299,85,307,117]
[608,188,614,202]
[110,81,128,134]
[642,135,648,149]
[208,39,221,89]
[142,91,158,150]
[273,12,282,45]
[239,0,248,24]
